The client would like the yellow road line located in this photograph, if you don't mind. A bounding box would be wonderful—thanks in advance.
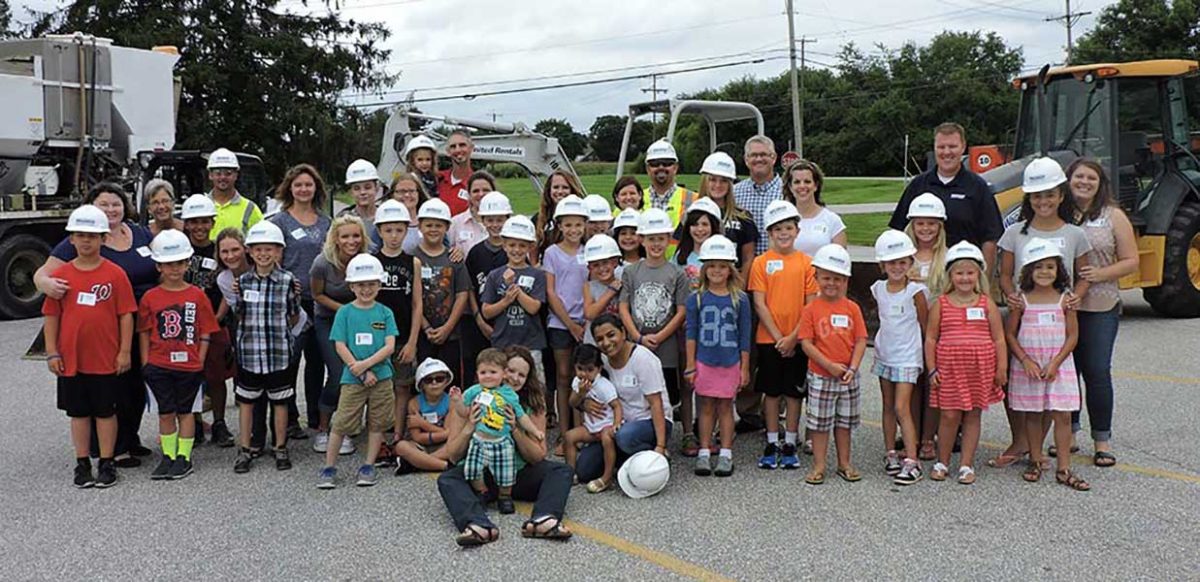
[1112,371,1200,385]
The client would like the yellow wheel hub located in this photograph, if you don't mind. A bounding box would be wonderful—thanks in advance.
[1189,232,1200,289]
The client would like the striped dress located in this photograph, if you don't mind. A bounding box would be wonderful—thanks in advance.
[1007,294,1080,412]
[932,294,1004,411]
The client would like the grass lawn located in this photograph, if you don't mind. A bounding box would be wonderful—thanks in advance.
[842,212,896,247]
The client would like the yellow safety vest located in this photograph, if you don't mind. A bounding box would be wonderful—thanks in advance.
[209,191,263,241]
[642,185,695,260]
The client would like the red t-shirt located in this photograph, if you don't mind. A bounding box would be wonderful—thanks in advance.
[436,168,471,217]
[798,296,868,376]
[41,259,137,376]
[137,285,220,372]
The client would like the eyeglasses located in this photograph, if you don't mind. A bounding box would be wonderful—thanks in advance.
[424,374,450,384]
[648,161,675,169]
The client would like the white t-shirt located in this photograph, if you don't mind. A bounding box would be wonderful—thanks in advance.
[793,207,847,256]
[573,375,618,433]
[602,345,674,424]
[871,280,927,369]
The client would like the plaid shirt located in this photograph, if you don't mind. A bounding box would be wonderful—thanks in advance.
[734,175,783,254]
[234,267,300,374]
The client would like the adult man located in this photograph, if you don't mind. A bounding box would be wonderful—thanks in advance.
[641,139,694,258]
[437,130,475,217]
[733,135,783,254]
[888,122,1004,269]
[206,148,263,240]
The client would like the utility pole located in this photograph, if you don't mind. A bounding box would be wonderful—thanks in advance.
[786,0,801,156]
[1045,0,1091,63]
[486,110,504,123]
[797,36,816,159]
[641,73,669,134]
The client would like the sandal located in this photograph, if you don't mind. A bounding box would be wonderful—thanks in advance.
[455,524,499,547]
[986,451,1028,468]
[1022,463,1042,483]
[957,465,976,485]
[930,462,948,481]
[521,515,573,540]
[1056,469,1091,491]
[586,478,609,493]
[1093,451,1117,468]
[1047,444,1080,457]
[918,440,936,461]
[835,466,862,482]
[804,470,825,485]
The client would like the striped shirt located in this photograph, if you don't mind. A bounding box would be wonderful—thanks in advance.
[233,267,300,374]
[734,175,783,254]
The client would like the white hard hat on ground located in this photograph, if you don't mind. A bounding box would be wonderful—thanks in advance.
[180,194,217,220]
[584,234,621,262]
[637,208,674,236]
[700,152,737,180]
[415,357,453,386]
[645,139,678,162]
[66,205,110,233]
[345,159,380,185]
[375,199,411,225]
[207,148,239,170]
[345,254,386,283]
[617,450,670,499]
[874,229,917,262]
[764,199,800,229]
[500,215,537,242]
[613,208,640,231]
[907,192,947,220]
[553,195,588,220]
[1020,237,1065,268]
[698,235,738,262]
[245,220,286,246]
[945,240,985,267]
[478,192,514,217]
[417,199,453,222]
[583,195,613,223]
[812,243,853,276]
[1022,157,1068,193]
[149,229,194,263]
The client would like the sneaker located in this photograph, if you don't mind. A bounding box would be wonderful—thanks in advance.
[680,434,700,458]
[894,459,922,486]
[779,443,800,470]
[317,466,337,489]
[374,442,397,468]
[694,454,713,476]
[758,443,779,469]
[498,497,515,514]
[287,424,308,441]
[210,421,235,448]
[803,439,814,455]
[73,461,95,488]
[275,447,292,471]
[150,457,173,480]
[233,450,252,474]
[192,417,206,446]
[884,450,902,476]
[168,457,193,480]
[714,455,734,477]
[312,432,329,453]
[339,435,356,456]
[394,458,416,476]
[95,459,117,488]
[356,464,378,487]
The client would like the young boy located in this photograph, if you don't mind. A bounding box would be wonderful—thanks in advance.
[618,208,687,447]
[43,205,136,488]
[232,221,301,473]
[564,344,622,493]
[459,348,545,514]
[374,199,423,442]
[799,244,868,485]
[317,254,398,489]
[139,229,219,480]
[466,192,512,345]
[480,215,548,382]
[749,200,819,470]
[414,199,470,382]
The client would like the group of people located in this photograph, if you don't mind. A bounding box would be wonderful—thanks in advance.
[38,121,1137,545]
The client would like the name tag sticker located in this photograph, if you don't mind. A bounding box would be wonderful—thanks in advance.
[475,391,495,407]
[1038,311,1056,325]
[809,223,829,235]
[576,253,586,265]
[1085,218,1109,228]
[966,307,986,321]
[422,412,440,424]
[950,193,966,200]
[458,188,470,201]
[421,266,434,279]
[831,314,850,328]
[919,264,930,278]
[291,228,307,240]
[242,289,261,303]
[457,230,472,241]
[518,275,535,288]
[621,375,638,388]
[136,246,152,257]
[169,351,188,363]
[76,292,96,306]
[1049,237,1067,249]
[201,257,217,270]
[766,259,783,275]
[889,304,905,316]
[354,332,373,346]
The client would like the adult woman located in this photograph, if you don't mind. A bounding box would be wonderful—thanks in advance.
[437,346,574,545]
[447,170,495,257]
[782,159,848,255]
[388,173,429,254]
[535,170,585,259]
[1067,158,1138,466]
[309,215,367,454]
[611,176,644,212]
[35,182,159,466]
[270,164,332,434]
[697,152,757,279]
[573,314,673,484]
[144,179,183,236]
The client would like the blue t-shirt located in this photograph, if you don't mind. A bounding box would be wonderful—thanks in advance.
[685,290,752,368]
[461,383,526,439]
[418,392,450,427]
[329,301,399,384]
[52,222,158,300]
[269,211,331,301]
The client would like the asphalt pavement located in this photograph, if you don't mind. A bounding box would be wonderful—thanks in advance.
[3,291,1197,581]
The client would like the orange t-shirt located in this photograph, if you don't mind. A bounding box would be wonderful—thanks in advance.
[41,258,137,376]
[747,249,818,344]
[798,296,868,376]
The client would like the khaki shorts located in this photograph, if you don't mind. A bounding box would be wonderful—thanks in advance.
[391,352,416,392]
[333,379,395,435]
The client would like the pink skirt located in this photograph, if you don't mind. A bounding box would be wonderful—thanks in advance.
[694,362,740,399]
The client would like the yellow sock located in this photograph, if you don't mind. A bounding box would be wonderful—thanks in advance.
[177,437,195,460]
[161,433,178,460]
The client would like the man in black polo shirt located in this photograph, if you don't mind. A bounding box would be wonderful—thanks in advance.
[889,122,1004,270]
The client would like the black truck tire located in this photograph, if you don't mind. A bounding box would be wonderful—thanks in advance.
[1144,200,1200,318]
[0,234,51,319]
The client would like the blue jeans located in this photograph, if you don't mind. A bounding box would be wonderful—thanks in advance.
[315,315,345,415]
[574,418,672,482]
[1072,306,1119,441]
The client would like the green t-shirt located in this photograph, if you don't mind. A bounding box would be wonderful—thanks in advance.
[330,301,398,384]
[461,383,525,439]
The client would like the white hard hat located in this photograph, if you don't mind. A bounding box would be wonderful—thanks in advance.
[907,192,947,220]
[698,234,738,262]
[207,148,239,170]
[874,229,917,262]
[764,199,800,229]
[613,208,641,231]
[478,191,514,217]
[617,450,670,499]
[584,234,621,262]
[375,199,411,226]
[500,215,537,242]
[417,198,453,222]
[1022,157,1067,193]
[403,135,439,159]
[345,159,380,185]
[180,194,217,220]
[700,152,737,180]
[687,197,722,222]
[812,243,853,276]
[65,205,110,234]
[344,254,385,283]
[245,220,286,246]
[945,240,985,268]
[1020,237,1064,268]
[645,139,678,162]
[583,195,613,223]
[553,194,588,220]
[415,357,453,386]
[637,208,674,236]
[149,229,194,263]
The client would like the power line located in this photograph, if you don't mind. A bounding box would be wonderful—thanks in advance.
[1046,0,1092,63]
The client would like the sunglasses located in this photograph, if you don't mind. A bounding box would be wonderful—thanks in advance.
[210,169,237,177]
[648,161,675,169]
[424,374,450,384]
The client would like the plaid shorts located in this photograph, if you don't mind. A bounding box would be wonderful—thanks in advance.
[872,361,922,384]
[464,434,516,487]
[805,371,861,432]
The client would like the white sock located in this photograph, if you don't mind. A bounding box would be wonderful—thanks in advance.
[785,431,798,445]
[697,449,711,459]
[767,432,779,445]
[719,448,733,459]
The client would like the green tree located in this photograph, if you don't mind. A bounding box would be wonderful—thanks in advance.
[0,0,11,37]
[533,117,587,160]
[1072,0,1200,64]
[588,114,654,162]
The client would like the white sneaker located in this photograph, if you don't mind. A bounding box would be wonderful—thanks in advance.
[312,432,329,453]
[339,435,356,455]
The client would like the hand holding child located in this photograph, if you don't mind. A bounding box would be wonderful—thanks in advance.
[449,246,465,263]
[1063,290,1081,311]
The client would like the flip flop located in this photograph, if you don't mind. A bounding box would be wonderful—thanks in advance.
[804,470,825,485]
[986,451,1028,468]
[836,466,862,482]
[1093,451,1117,467]
[455,524,499,547]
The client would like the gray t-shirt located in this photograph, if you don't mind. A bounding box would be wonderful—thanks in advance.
[309,254,355,320]
[270,210,331,301]
[481,264,547,350]
[413,246,470,338]
[998,221,1092,288]
[619,260,688,368]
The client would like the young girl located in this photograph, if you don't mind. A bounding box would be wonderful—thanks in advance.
[215,227,249,325]
[697,153,757,280]
[870,230,929,485]
[403,135,439,202]
[394,358,463,474]
[924,241,1007,485]
[904,192,948,461]
[544,195,589,453]
[582,234,622,345]
[613,209,644,268]
[685,235,751,477]
[563,344,622,493]
[674,197,723,292]
[1004,240,1089,491]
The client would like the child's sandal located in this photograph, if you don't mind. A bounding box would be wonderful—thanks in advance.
[956,465,976,485]
[1056,469,1091,491]
[1022,463,1042,482]
[586,478,609,493]
[918,440,937,461]
[929,462,949,481]
[804,470,825,485]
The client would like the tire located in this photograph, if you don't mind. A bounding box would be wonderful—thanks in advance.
[0,234,51,320]
[1144,200,1200,318]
